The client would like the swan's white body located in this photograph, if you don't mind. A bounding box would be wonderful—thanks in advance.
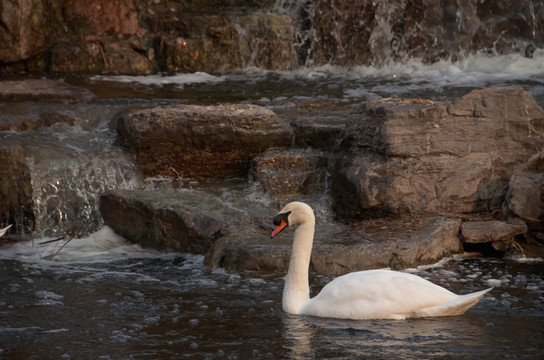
[271,202,491,320]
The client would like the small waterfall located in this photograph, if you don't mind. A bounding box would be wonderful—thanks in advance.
[274,0,317,66]
[274,0,544,67]
[28,147,142,238]
[2,102,143,238]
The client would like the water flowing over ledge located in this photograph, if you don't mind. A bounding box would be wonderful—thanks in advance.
[89,51,544,105]
[2,0,544,74]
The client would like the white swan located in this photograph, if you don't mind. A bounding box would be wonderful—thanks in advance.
[271,202,492,320]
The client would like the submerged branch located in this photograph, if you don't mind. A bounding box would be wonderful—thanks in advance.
[51,221,92,257]
[40,221,93,259]
[39,236,67,245]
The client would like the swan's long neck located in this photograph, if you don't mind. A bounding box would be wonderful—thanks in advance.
[282,218,315,314]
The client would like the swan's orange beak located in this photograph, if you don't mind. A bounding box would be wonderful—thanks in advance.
[271,218,288,238]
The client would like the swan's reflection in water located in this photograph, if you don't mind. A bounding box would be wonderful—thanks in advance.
[282,311,499,359]
[282,314,316,358]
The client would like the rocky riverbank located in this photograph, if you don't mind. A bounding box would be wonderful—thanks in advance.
[2,0,543,74]
[1,79,543,274]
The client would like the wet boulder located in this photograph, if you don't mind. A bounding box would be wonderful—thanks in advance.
[292,122,346,151]
[100,190,224,253]
[205,214,463,276]
[461,221,528,243]
[204,236,291,273]
[153,11,298,72]
[504,172,544,229]
[334,87,544,219]
[252,149,330,197]
[460,220,528,254]
[62,0,142,37]
[116,104,292,179]
[0,0,48,64]
[311,215,463,274]
[0,111,43,132]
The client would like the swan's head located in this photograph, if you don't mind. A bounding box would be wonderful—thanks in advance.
[270,201,314,238]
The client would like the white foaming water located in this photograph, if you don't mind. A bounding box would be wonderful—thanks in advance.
[350,50,544,79]
[91,52,544,86]
[292,51,544,84]
[343,52,544,99]
[91,71,224,87]
[0,226,173,264]
[89,51,544,106]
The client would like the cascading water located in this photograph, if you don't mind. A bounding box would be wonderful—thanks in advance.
[0,102,143,238]
[274,0,544,67]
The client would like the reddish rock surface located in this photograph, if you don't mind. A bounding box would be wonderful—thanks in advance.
[1,0,542,74]
[116,104,292,179]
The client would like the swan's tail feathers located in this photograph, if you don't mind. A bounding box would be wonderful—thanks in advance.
[414,288,493,318]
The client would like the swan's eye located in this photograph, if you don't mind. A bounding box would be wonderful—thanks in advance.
[273,211,291,226]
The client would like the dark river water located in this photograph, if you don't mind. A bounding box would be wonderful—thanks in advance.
[1,232,543,359]
[2,55,544,358]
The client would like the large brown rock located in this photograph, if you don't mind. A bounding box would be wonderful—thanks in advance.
[252,149,329,197]
[99,183,277,254]
[62,0,142,37]
[0,144,35,235]
[334,87,544,219]
[0,0,48,63]
[505,172,544,229]
[153,11,298,72]
[310,215,463,274]
[116,104,292,179]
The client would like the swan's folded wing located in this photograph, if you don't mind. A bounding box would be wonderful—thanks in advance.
[302,270,463,320]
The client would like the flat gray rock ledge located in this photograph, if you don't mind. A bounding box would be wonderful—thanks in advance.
[100,188,536,276]
[205,215,464,276]
[461,221,527,243]
[0,79,96,102]
[100,189,225,254]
